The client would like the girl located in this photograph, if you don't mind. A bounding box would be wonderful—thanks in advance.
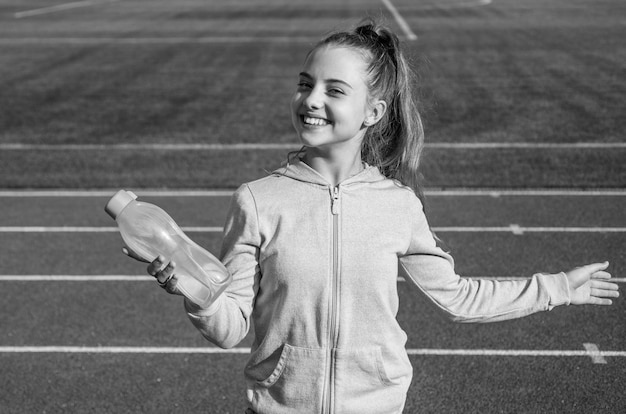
[125,20,619,414]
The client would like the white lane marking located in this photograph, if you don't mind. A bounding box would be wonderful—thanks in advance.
[2,226,626,233]
[4,142,624,150]
[406,347,624,358]
[0,190,235,197]
[382,0,419,41]
[0,143,298,150]
[0,346,623,358]
[3,275,625,283]
[0,275,154,281]
[0,346,251,354]
[583,343,608,364]
[14,0,120,19]
[414,0,493,10]
[0,227,117,232]
[0,189,624,197]
[400,277,626,283]
[428,142,626,149]
[0,37,318,44]
[434,226,626,233]
[0,226,221,232]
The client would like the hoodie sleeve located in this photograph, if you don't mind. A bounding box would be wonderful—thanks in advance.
[399,193,571,323]
[185,184,261,348]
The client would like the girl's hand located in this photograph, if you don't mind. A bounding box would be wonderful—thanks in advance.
[122,247,182,295]
[566,262,619,305]
[146,256,182,295]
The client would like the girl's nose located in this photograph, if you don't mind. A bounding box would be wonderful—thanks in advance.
[302,88,324,110]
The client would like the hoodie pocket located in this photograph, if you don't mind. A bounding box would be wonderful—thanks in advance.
[248,344,326,414]
[335,347,393,388]
[334,347,411,414]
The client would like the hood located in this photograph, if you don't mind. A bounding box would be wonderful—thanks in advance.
[272,157,387,187]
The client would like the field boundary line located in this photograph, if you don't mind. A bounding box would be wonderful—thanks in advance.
[14,0,120,18]
[0,346,623,360]
[2,275,624,283]
[0,189,624,197]
[381,0,418,41]
[4,142,624,150]
[2,226,625,233]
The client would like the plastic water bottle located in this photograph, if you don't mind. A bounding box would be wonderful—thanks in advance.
[105,190,231,308]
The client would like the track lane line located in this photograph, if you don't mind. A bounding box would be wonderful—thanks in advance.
[0,36,319,44]
[2,226,625,233]
[382,0,418,40]
[0,190,235,197]
[0,189,624,197]
[0,226,222,232]
[2,275,624,283]
[5,142,624,150]
[0,346,623,358]
[434,226,626,233]
[14,0,120,18]
[583,343,608,364]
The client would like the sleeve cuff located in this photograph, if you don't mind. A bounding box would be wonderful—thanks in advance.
[536,272,571,309]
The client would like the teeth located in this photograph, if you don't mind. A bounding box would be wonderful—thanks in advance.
[303,116,329,126]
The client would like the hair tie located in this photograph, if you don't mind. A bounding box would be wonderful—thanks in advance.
[355,24,398,68]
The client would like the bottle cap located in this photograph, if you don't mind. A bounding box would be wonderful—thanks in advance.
[104,190,138,219]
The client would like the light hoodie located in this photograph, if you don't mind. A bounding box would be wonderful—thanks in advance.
[185,158,571,414]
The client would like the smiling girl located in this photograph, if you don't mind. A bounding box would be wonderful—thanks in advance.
[127,20,619,414]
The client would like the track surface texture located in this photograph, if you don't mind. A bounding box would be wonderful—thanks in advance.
[0,0,624,413]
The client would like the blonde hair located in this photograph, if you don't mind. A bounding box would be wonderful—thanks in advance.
[311,19,426,203]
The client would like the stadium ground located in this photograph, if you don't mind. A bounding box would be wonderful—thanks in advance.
[0,0,624,413]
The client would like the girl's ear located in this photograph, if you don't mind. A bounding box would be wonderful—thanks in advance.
[364,100,387,127]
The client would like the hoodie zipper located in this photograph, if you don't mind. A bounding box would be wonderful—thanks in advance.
[323,185,341,414]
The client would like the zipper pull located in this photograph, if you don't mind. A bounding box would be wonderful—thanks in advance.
[331,186,340,215]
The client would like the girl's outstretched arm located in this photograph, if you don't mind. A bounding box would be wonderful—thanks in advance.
[400,193,620,322]
[567,262,619,305]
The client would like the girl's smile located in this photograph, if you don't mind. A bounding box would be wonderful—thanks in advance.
[301,115,331,127]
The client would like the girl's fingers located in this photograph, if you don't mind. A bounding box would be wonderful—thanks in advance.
[584,261,610,273]
[162,273,179,295]
[591,271,612,280]
[587,297,614,306]
[572,261,610,277]
[591,287,620,298]
[156,261,176,286]
[146,256,180,294]
[147,255,166,277]
[591,280,619,291]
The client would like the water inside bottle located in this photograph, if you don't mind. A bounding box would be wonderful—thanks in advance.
[177,274,212,306]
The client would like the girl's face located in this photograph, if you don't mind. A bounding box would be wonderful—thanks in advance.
[291,45,378,153]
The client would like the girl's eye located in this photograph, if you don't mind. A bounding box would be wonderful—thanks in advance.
[297,82,312,89]
[327,88,344,96]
